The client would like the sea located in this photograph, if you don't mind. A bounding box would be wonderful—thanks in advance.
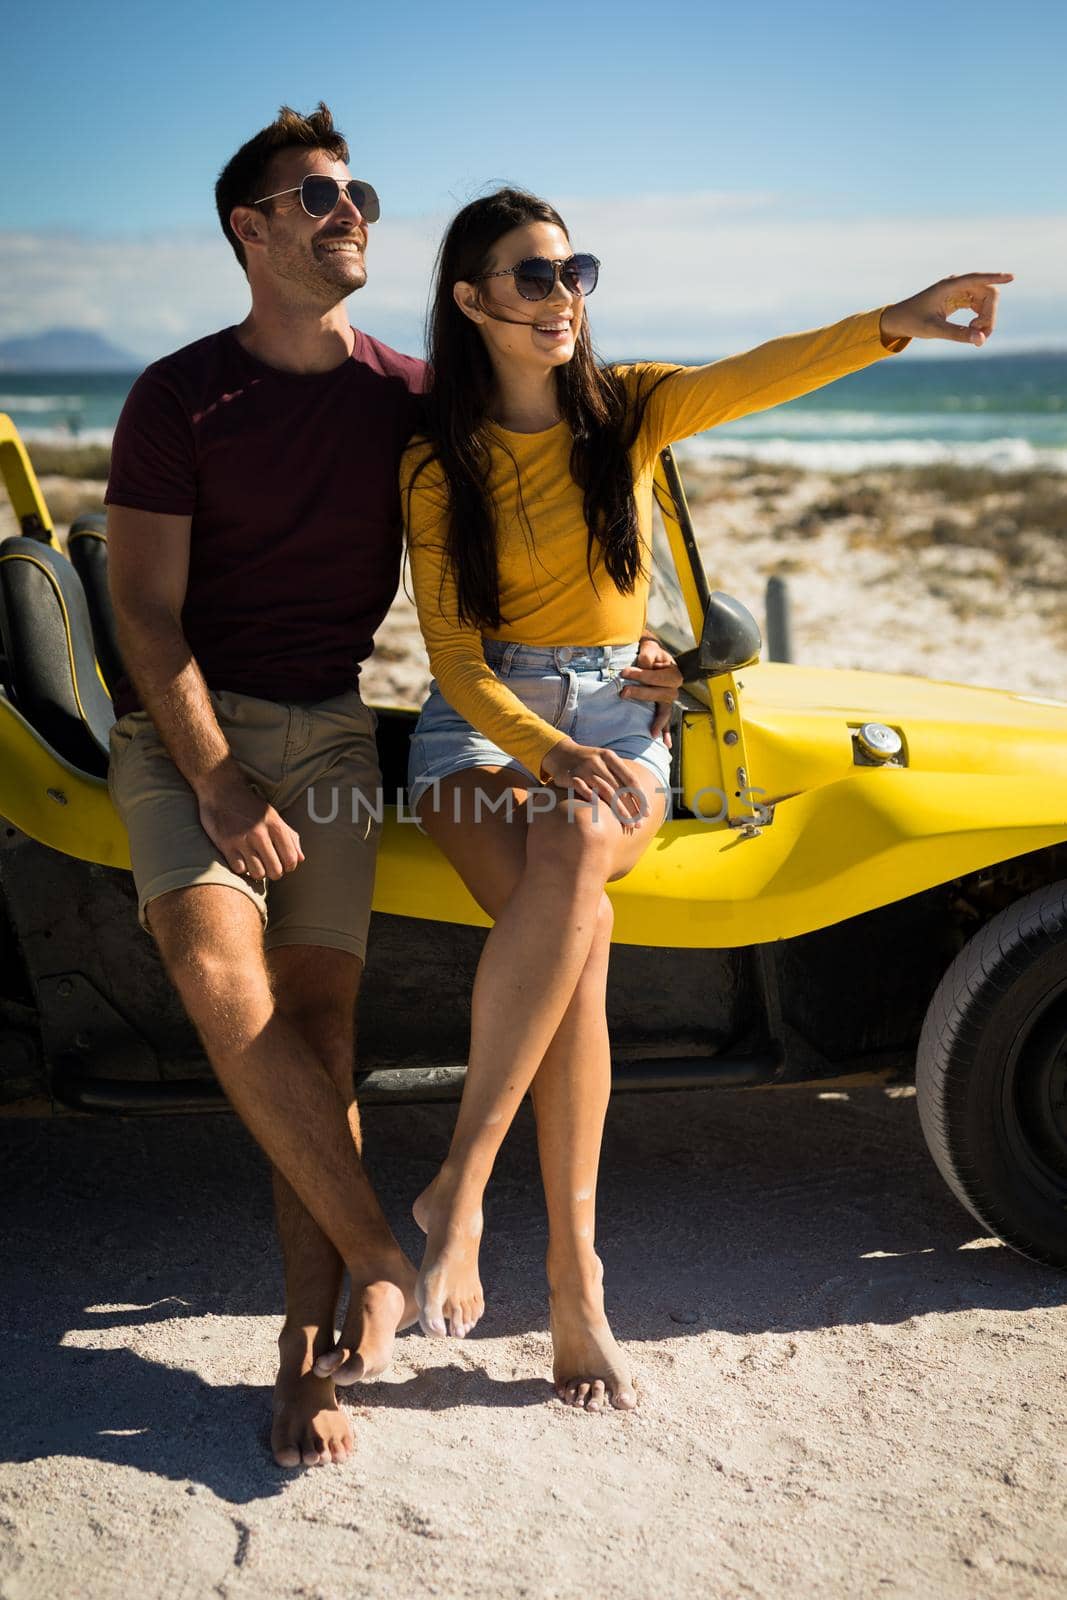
[2,351,1065,473]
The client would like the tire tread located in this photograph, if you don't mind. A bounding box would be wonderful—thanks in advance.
[916,878,1067,1269]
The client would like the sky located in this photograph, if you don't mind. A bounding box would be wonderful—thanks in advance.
[1,0,1064,360]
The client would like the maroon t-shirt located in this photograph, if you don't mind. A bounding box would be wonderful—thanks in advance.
[105,326,425,717]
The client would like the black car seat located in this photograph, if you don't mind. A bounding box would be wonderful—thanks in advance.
[0,535,115,778]
[68,514,126,700]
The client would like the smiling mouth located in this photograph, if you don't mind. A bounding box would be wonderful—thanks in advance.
[318,238,365,255]
[534,320,571,333]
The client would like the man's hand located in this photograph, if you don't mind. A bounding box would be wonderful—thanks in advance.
[880,272,1014,348]
[196,764,304,880]
[618,638,683,747]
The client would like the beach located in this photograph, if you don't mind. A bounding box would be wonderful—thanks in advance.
[1,450,1066,1596]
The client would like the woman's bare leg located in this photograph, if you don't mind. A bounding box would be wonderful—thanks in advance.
[527,898,635,1411]
[413,764,666,1349]
[412,768,540,1336]
[530,785,668,1410]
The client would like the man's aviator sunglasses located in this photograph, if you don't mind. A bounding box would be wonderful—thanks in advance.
[252,175,381,223]
[473,253,600,302]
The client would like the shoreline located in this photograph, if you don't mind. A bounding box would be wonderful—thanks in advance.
[14,435,1067,480]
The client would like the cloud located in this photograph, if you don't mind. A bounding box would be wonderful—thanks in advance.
[0,195,1062,363]
[0,230,249,359]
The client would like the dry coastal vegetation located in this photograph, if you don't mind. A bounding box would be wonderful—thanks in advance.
[7,446,1066,702]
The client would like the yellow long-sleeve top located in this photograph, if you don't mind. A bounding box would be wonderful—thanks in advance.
[401,305,911,778]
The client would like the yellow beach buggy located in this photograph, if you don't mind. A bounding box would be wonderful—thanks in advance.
[2,414,1066,1269]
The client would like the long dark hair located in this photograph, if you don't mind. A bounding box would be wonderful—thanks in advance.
[408,187,665,631]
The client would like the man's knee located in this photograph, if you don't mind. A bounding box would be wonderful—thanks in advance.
[267,946,360,1083]
[147,885,270,1009]
[274,996,356,1087]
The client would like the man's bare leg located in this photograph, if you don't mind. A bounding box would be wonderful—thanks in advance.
[145,885,418,1429]
[266,945,362,1467]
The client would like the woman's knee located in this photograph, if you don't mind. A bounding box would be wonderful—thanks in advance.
[584,894,614,966]
[527,799,615,880]
[564,896,614,1011]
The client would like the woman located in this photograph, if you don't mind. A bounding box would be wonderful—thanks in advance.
[401,187,1010,1411]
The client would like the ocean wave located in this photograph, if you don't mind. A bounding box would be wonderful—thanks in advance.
[17,425,115,448]
[675,435,1067,473]
[0,394,86,412]
[706,409,1067,442]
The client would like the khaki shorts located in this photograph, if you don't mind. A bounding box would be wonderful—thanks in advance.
[108,686,382,961]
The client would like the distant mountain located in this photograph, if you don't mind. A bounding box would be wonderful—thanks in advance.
[0,328,139,372]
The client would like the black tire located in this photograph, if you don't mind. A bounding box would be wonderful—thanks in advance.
[916,878,1067,1269]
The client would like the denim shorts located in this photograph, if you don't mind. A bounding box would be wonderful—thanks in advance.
[407,640,674,823]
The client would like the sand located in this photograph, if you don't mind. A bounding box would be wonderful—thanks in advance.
[1,1087,1065,1600]
[1,460,1066,1597]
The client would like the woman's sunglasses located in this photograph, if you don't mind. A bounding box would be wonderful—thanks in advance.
[252,175,381,223]
[473,253,600,302]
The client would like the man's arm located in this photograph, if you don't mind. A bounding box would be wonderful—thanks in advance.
[107,505,303,880]
[618,628,683,745]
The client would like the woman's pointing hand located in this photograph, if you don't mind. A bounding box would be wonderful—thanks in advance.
[880,272,1014,348]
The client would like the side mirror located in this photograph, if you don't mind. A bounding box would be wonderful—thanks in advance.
[675,591,762,683]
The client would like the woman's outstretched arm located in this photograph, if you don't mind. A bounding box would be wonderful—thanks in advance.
[632,271,1013,453]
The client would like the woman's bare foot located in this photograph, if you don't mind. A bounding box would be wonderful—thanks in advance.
[312,1253,419,1386]
[271,1330,353,1468]
[412,1168,486,1338]
[548,1253,637,1412]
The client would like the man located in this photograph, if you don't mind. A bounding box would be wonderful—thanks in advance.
[106,103,424,1468]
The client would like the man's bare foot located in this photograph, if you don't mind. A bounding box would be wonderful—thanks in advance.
[271,1331,353,1468]
[548,1253,637,1412]
[312,1255,419,1386]
[412,1168,486,1339]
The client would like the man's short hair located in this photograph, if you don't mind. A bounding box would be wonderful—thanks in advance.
[215,101,349,273]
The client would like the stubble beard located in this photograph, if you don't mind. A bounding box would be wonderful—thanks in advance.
[314,242,368,296]
[269,236,368,306]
